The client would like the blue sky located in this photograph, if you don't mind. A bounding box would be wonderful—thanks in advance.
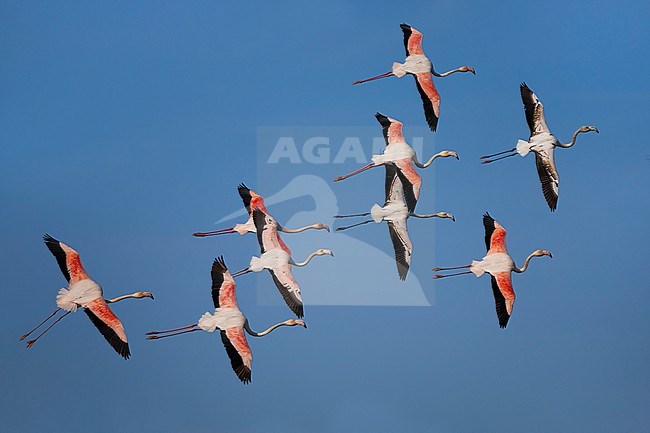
[1,1,649,432]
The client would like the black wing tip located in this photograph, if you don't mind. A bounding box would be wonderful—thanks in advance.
[43,233,58,244]
[375,112,391,126]
[483,212,494,222]
[213,256,228,272]
[400,23,412,31]
[237,183,250,192]
[83,308,130,359]
[236,365,252,384]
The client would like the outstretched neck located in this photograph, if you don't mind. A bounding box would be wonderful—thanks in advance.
[280,224,319,234]
[557,128,586,148]
[244,319,289,337]
[291,250,321,267]
[412,151,445,168]
[514,252,539,273]
[106,292,148,303]
[431,65,465,78]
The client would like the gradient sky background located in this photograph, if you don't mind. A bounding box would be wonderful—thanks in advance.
[1,2,649,432]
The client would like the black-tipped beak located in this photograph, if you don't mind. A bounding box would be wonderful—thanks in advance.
[595,128,600,134]
[451,216,456,222]
[549,253,553,259]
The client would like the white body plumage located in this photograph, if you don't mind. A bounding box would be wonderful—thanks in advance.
[516,132,556,157]
[470,253,515,277]
[392,54,431,77]
[370,201,409,223]
[198,308,247,333]
[371,142,415,165]
[249,248,291,272]
[56,279,102,312]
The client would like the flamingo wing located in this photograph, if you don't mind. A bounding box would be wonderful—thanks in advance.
[413,73,440,132]
[520,82,550,137]
[267,265,304,318]
[375,112,405,145]
[252,208,268,254]
[490,273,515,329]
[237,183,253,215]
[211,256,238,309]
[400,23,424,57]
[384,164,404,204]
[220,327,252,384]
[534,150,559,211]
[387,220,413,281]
[483,212,507,254]
[84,297,130,359]
[43,234,90,284]
[394,159,421,213]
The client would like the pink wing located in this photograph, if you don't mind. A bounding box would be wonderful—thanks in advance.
[401,23,424,56]
[221,327,252,384]
[413,73,441,132]
[211,256,238,309]
[84,297,130,359]
[393,159,422,213]
[268,262,304,318]
[490,272,516,329]
[44,234,90,284]
[483,213,508,255]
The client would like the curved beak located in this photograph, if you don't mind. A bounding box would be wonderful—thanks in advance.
[549,253,553,259]
[323,225,331,233]
[595,127,600,134]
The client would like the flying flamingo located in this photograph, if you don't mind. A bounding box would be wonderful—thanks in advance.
[433,213,552,328]
[231,208,333,318]
[352,23,475,132]
[20,234,154,358]
[481,83,599,211]
[333,113,458,212]
[146,256,306,384]
[335,164,454,280]
[193,183,330,237]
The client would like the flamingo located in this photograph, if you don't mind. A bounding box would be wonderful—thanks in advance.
[231,208,333,318]
[146,256,306,384]
[481,83,599,211]
[193,183,330,237]
[335,164,454,280]
[352,23,475,132]
[333,113,458,212]
[433,213,552,328]
[20,234,154,359]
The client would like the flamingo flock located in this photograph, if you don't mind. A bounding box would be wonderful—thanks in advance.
[20,22,599,384]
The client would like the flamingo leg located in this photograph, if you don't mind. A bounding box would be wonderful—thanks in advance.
[434,271,472,279]
[481,153,518,164]
[333,163,376,182]
[433,265,471,271]
[480,148,516,159]
[25,310,72,348]
[333,212,371,219]
[231,268,251,278]
[20,307,62,341]
[352,71,394,85]
[193,227,235,237]
[146,328,201,340]
[336,219,374,231]
[145,323,198,335]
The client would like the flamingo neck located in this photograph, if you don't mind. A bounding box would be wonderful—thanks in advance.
[431,66,465,77]
[106,292,144,303]
[291,251,321,267]
[413,151,446,168]
[556,128,585,148]
[281,224,320,233]
[243,319,290,337]
[514,252,539,273]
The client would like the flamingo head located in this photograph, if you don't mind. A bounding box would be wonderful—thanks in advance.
[315,223,330,233]
[436,212,455,222]
[315,248,334,257]
[579,125,599,134]
[459,65,476,75]
[535,250,553,259]
[134,291,155,300]
[439,150,459,160]
[285,318,307,329]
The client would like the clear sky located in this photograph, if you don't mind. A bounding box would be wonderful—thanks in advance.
[1,1,649,432]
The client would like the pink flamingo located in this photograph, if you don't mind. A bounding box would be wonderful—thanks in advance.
[146,256,306,384]
[433,213,552,328]
[231,208,333,318]
[333,113,458,212]
[193,184,329,237]
[20,235,154,358]
[352,23,475,132]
